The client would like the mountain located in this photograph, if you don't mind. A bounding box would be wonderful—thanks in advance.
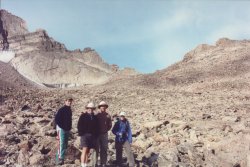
[0,9,130,88]
[1,38,250,167]
[157,38,250,89]
[116,38,250,91]
[1,9,250,167]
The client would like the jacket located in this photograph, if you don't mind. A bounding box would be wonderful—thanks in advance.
[112,118,132,143]
[55,105,72,131]
[77,112,98,137]
[96,111,112,134]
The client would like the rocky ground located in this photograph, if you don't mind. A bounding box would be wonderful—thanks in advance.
[1,81,250,166]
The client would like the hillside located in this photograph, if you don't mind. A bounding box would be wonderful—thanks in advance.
[110,38,250,92]
[0,61,37,89]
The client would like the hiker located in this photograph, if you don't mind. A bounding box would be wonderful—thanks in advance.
[96,101,112,167]
[77,102,99,167]
[112,112,135,167]
[55,97,73,165]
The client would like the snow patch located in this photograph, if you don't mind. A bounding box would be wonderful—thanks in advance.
[0,51,15,63]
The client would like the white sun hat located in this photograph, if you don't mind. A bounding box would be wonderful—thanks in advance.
[98,101,109,108]
[119,111,126,116]
[85,102,96,109]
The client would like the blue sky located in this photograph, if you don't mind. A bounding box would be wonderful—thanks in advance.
[2,0,250,73]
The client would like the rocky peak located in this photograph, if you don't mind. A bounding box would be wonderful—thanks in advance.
[215,38,235,46]
[183,38,250,63]
[0,9,29,50]
[215,38,250,47]
[83,47,95,53]
[0,9,28,38]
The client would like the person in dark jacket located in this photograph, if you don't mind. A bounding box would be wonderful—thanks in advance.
[96,101,112,167]
[112,112,135,167]
[77,102,98,167]
[55,97,73,165]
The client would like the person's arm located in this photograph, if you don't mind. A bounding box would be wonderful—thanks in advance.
[95,116,99,137]
[107,114,112,131]
[127,122,132,144]
[69,109,72,130]
[77,114,84,135]
[112,121,119,136]
[55,108,62,126]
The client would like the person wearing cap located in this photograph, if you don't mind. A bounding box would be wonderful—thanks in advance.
[77,102,99,167]
[55,97,73,165]
[96,101,112,167]
[112,112,135,167]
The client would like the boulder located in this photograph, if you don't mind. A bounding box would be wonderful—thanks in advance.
[29,153,45,166]
[17,149,30,166]
[143,121,169,129]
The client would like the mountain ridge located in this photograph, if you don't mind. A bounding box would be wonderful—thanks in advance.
[0,9,137,88]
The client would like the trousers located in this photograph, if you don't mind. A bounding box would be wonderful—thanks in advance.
[115,141,135,167]
[96,133,109,165]
[56,125,69,162]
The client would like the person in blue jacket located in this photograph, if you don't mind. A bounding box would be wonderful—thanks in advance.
[112,112,135,167]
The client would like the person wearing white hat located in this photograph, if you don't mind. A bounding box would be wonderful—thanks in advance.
[77,102,98,167]
[95,101,112,167]
[112,112,135,167]
[119,111,126,117]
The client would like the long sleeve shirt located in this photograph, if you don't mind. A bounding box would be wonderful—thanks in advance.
[96,111,112,134]
[55,105,72,131]
[77,112,98,136]
[112,119,132,143]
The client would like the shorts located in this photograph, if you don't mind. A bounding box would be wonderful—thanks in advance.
[80,133,96,149]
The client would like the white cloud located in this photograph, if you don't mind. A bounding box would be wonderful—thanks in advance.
[151,8,194,35]
[89,8,196,47]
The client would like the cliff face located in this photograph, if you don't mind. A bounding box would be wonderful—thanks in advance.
[0,10,28,38]
[7,30,66,54]
[0,10,120,87]
[0,10,28,50]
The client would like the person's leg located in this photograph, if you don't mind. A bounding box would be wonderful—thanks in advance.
[56,126,67,164]
[81,147,90,167]
[81,147,86,163]
[85,148,90,163]
[56,128,60,163]
[123,141,135,167]
[95,135,100,166]
[100,133,108,165]
[65,131,69,149]
[59,129,67,162]
[115,142,123,165]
